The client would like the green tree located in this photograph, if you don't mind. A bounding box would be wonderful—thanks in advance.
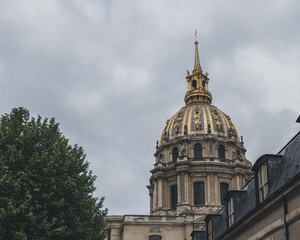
[0,107,107,240]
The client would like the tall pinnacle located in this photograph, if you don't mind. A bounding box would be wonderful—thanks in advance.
[194,30,201,71]
[185,32,212,105]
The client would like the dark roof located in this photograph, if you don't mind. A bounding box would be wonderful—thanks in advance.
[212,180,256,239]
[203,131,300,240]
[278,131,300,154]
[271,131,300,194]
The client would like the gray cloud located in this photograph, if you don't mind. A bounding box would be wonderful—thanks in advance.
[0,0,299,215]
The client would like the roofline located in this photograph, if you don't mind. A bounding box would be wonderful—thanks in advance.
[277,131,300,154]
[223,190,246,202]
[252,154,283,171]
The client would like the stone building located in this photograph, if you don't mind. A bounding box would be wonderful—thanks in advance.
[105,37,253,240]
[193,127,300,240]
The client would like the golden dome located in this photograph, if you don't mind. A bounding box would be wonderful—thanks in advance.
[159,34,241,146]
[160,103,240,146]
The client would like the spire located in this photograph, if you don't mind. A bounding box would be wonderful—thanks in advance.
[194,30,201,71]
[184,32,212,105]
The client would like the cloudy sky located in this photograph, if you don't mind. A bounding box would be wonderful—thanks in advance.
[0,0,299,215]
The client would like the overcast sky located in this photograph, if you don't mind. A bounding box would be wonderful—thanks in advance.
[0,0,299,215]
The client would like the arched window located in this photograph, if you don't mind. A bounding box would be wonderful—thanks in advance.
[149,235,162,240]
[172,147,178,162]
[220,182,229,205]
[202,81,205,90]
[194,144,202,160]
[218,145,225,161]
[194,182,205,205]
[171,185,178,209]
[192,80,197,90]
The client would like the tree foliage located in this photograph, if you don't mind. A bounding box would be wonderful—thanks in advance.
[0,107,107,240]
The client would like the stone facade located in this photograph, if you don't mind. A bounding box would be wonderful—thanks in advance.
[149,135,252,217]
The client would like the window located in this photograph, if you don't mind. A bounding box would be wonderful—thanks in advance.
[202,81,205,90]
[258,163,268,202]
[194,144,202,160]
[218,145,225,161]
[208,218,213,240]
[171,185,178,209]
[220,183,229,205]
[194,182,205,205]
[149,235,162,240]
[172,147,178,162]
[228,197,234,227]
[192,80,197,89]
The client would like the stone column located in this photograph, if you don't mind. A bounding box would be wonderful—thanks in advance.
[158,178,162,208]
[149,189,153,214]
[214,173,218,204]
[184,172,189,203]
[153,181,157,210]
[211,173,215,204]
[177,173,181,203]
[207,173,211,204]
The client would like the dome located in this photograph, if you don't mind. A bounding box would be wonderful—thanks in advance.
[150,34,253,219]
[160,103,240,146]
[159,36,241,147]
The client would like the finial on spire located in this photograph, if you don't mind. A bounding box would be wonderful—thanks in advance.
[194,30,201,70]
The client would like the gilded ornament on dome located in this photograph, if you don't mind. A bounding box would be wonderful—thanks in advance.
[225,114,234,128]
[193,106,202,130]
[225,115,237,138]
[174,123,180,133]
[194,119,202,130]
[174,111,183,133]
[162,119,170,141]
[163,120,169,133]
[208,123,211,134]
[215,119,222,131]
[229,127,233,138]
[184,124,188,135]
[164,131,169,140]
[213,109,219,118]
[212,109,223,132]
[193,106,201,119]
